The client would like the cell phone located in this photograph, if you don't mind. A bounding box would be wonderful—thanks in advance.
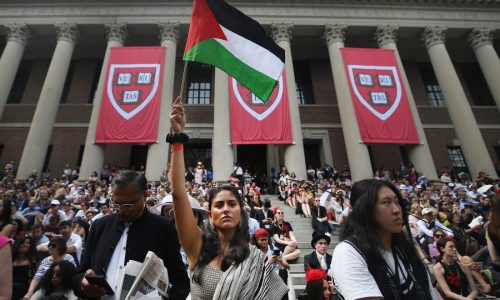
[85,274,114,295]
[273,249,281,256]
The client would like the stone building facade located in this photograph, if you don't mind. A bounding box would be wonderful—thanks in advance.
[0,0,499,182]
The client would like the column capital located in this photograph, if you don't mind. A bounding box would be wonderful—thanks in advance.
[323,24,347,46]
[105,23,128,44]
[375,24,399,48]
[5,23,30,46]
[468,27,495,50]
[271,23,293,44]
[55,23,78,45]
[158,22,180,44]
[422,26,447,50]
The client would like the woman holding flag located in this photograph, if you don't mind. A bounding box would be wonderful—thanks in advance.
[169,96,288,300]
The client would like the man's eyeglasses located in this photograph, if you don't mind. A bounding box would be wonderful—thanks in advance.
[109,201,135,210]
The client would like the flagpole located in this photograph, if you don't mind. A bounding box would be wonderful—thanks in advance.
[179,60,189,102]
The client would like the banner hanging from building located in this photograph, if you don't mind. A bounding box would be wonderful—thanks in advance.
[95,47,165,143]
[341,48,419,144]
[229,72,292,144]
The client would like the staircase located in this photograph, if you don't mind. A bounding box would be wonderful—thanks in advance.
[267,195,341,300]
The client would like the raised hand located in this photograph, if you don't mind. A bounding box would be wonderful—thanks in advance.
[170,96,186,134]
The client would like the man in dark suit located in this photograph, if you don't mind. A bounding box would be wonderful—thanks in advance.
[303,231,332,272]
[254,198,274,230]
[75,170,190,299]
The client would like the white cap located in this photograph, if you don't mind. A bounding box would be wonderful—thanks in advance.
[422,207,437,215]
[50,199,61,206]
[398,184,407,190]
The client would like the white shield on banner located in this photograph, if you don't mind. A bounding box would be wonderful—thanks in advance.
[347,65,401,121]
[107,64,160,120]
[231,74,284,121]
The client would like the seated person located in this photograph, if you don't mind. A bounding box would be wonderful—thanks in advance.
[304,231,332,272]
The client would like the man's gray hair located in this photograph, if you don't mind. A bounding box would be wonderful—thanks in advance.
[111,170,148,194]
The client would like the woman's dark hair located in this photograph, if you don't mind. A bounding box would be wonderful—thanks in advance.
[35,260,76,295]
[487,194,500,257]
[340,179,418,263]
[436,237,454,256]
[50,236,67,255]
[12,236,36,261]
[192,186,249,284]
[305,278,325,300]
[0,198,12,230]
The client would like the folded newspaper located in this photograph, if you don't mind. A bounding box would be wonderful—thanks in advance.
[116,251,170,300]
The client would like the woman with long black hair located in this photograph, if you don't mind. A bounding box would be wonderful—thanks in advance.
[31,260,77,300]
[331,179,437,300]
[169,97,288,300]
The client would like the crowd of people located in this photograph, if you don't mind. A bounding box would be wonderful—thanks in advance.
[0,96,499,300]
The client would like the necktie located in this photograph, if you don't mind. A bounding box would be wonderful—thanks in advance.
[320,255,327,270]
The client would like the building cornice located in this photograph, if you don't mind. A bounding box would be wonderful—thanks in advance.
[0,4,499,28]
[1,0,499,7]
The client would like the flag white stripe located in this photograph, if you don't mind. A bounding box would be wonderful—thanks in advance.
[215,26,284,81]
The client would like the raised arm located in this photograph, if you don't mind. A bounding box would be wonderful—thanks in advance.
[169,96,203,268]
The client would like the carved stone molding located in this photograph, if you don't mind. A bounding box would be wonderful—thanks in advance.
[375,24,398,47]
[5,23,30,46]
[271,23,293,43]
[323,24,347,46]
[158,22,180,43]
[105,23,128,44]
[422,26,447,49]
[468,26,494,50]
[55,23,78,45]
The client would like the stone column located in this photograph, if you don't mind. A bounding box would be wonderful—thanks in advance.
[375,25,438,180]
[145,22,180,182]
[79,23,127,181]
[468,27,500,112]
[422,26,496,178]
[271,23,307,179]
[0,24,30,119]
[324,24,373,181]
[17,23,78,179]
[212,68,234,181]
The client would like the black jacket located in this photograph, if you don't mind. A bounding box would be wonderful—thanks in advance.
[254,209,275,228]
[74,209,190,300]
[303,251,332,272]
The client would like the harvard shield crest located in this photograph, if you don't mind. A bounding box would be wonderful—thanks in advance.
[347,65,402,121]
[107,63,160,120]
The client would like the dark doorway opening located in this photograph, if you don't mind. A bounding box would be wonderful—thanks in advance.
[129,145,148,170]
[237,145,267,176]
[185,142,212,169]
[303,141,321,169]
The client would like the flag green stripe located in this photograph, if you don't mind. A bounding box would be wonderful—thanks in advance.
[184,38,277,101]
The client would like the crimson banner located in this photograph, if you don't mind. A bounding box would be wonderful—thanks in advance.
[95,47,165,143]
[229,73,292,144]
[341,48,419,144]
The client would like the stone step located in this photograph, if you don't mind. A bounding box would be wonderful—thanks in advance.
[290,264,305,273]
[291,274,307,286]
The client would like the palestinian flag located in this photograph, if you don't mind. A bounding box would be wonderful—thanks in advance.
[184,0,285,102]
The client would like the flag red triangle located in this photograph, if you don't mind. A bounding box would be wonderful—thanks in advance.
[185,0,227,53]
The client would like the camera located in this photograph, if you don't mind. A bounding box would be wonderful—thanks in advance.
[273,249,281,256]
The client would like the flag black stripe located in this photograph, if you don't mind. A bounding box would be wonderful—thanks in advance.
[206,0,285,63]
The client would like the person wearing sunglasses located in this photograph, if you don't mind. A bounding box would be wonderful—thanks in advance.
[75,170,189,300]
[31,260,77,300]
[24,236,76,299]
[428,230,446,263]
[272,207,301,262]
